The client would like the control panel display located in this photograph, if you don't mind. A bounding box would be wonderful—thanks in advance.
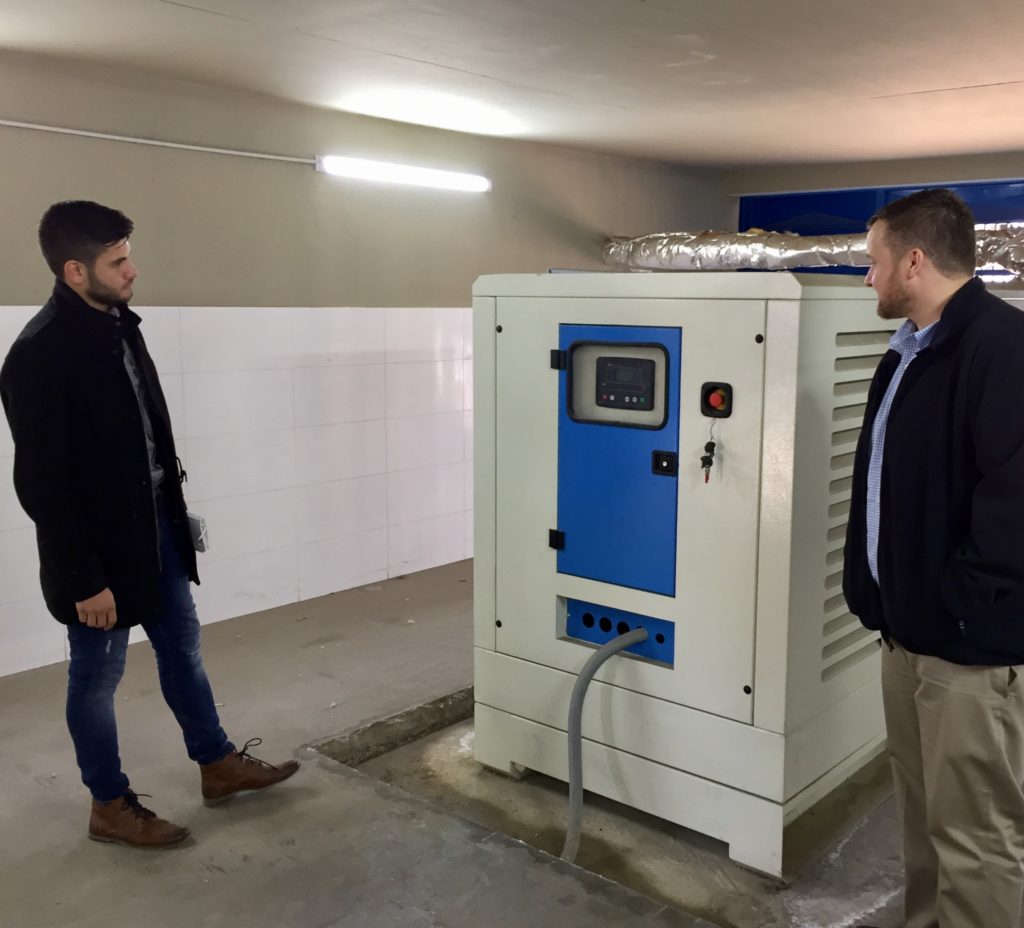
[596,356,655,410]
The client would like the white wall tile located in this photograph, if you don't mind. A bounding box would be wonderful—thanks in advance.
[464,509,474,560]
[463,410,474,463]
[462,307,473,361]
[0,598,65,676]
[184,431,295,501]
[299,529,388,601]
[191,546,298,625]
[159,373,186,438]
[296,476,387,545]
[293,307,386,367]
[192,489,297,564]
[293,420,386,486]
[388,512,465,577]
[0,310,35,461]
[386,308,464,363]
[386,360,465,418]
[388,463,465,526]
[0,303,477,678]
[181,307,296,372]
[387,413,464,472]
[293,365,387,428]
[464,460,474,512]
[0,308,36,355]
[183,370,293,438]
[0,457,31,532]
[136,307,182,374]
[0,417,12,459]
[0,527,42,605]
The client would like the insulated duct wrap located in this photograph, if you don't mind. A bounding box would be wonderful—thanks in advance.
[603,229,868,272]
[976,226,1024,281]
[604,227,1024,282]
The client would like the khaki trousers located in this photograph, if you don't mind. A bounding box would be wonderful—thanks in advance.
[882,642,1024,928]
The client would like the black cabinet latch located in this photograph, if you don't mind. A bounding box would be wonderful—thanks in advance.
[652,451,678,476]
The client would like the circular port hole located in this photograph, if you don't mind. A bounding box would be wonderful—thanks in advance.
[655,633,665,645]
[582,612,595,628]
[743,685,753,695]
[616,621,630,636]
[599,617,612,633]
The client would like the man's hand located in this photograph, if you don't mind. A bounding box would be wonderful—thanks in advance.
[76,588,117,631]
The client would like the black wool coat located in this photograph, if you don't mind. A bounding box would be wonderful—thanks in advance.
[1,281,197,627]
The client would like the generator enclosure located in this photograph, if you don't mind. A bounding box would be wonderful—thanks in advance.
[472,272,894,876]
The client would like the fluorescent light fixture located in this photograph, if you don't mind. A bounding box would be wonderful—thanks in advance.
[316,155,491,193]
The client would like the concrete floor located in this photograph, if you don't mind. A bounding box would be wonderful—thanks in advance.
[0,560,903,927]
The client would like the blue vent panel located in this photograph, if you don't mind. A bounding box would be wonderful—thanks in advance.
[564,599,675,666]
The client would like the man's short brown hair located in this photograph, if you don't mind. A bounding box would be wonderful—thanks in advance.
[869,188,976,277]
[38,200,134,279]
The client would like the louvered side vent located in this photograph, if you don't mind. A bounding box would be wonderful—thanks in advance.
[821,329,893,682]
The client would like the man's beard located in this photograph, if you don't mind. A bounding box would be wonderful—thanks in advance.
[876,283,912,320]
[84,272,130,309]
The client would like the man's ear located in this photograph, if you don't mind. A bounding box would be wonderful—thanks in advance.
[62,259,86,285]
[904,247,926,280]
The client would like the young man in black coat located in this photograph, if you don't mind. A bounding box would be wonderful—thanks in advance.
[843,189,1024,927]
[0,201,299,848]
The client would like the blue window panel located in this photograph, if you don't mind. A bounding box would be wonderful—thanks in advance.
[739,188,886,237]
[886,181,1024,223]
[738,178,1024,277]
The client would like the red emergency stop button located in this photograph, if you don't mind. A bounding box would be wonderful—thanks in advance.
[701,382,733,418]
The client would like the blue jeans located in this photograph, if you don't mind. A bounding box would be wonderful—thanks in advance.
[66,505,234,801]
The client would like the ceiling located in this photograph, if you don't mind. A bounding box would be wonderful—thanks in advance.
[4,0,1024,166]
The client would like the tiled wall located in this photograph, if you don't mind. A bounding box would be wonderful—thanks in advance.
[0,305,474,677]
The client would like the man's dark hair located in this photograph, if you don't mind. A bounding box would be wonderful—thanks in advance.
[868,188,976,277]
[38,201,134,278]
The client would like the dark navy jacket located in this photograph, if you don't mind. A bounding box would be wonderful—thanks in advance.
[843,278,1024,665]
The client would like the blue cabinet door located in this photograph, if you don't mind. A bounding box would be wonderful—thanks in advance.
[556,324,681,596]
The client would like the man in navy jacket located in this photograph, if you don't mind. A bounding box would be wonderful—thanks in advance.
[843,188,1024,927]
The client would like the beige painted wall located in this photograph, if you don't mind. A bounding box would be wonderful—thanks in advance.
[726,152,1024,196]
[0,51,730,308]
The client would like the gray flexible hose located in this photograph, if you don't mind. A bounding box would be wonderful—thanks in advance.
[560,627,649,863]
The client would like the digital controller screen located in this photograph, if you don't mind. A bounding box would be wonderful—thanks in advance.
[596,356,655,410]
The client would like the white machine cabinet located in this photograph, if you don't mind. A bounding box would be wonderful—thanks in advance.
[472,272,894,876]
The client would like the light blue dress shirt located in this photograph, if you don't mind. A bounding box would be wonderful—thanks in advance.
[866,319,938,583]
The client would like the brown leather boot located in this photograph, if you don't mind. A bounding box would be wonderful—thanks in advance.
[200,738,300,807]
[89,789,190,849]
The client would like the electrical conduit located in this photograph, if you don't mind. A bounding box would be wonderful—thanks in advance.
[560,627,649,863]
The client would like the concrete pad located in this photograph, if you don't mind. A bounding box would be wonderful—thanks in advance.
[360,721,906,928]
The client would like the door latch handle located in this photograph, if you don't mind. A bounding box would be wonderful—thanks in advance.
[652,451,678,476]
